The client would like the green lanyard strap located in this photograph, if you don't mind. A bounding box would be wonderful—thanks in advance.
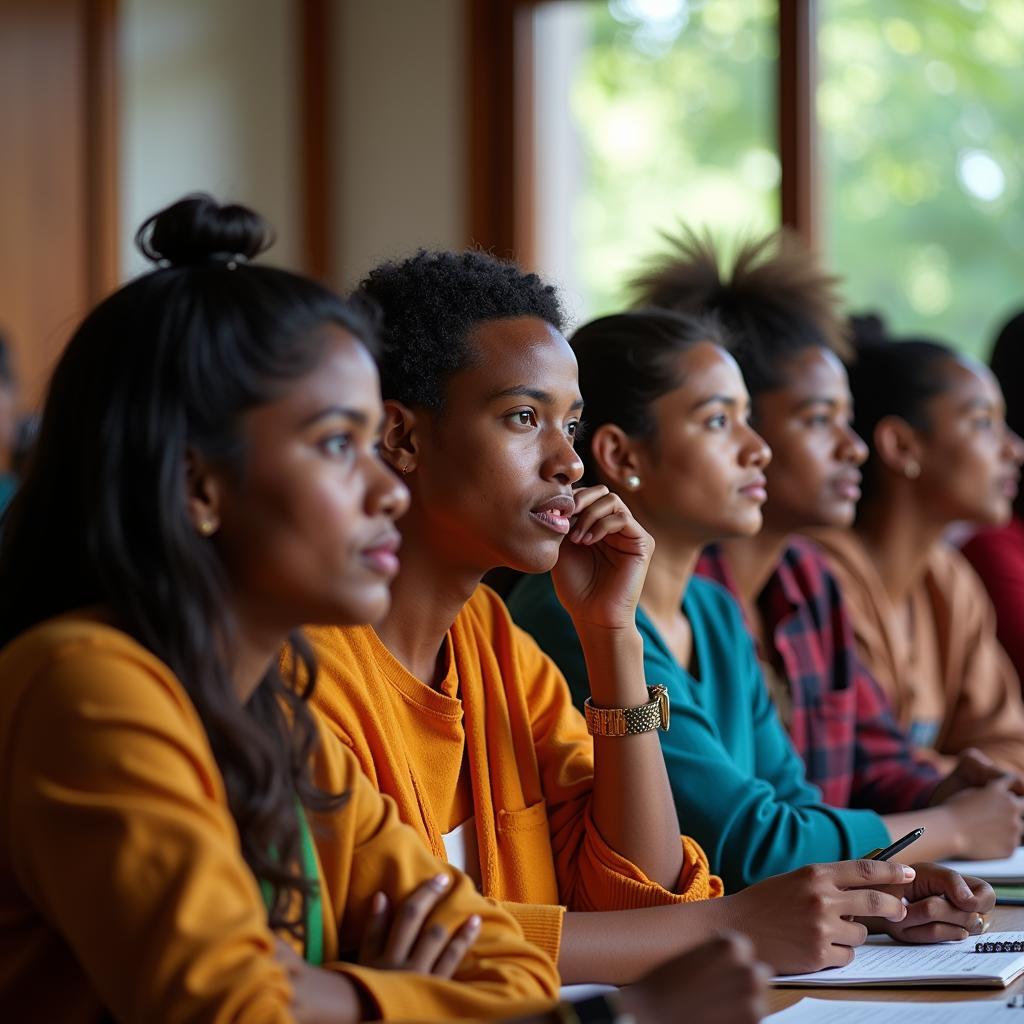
[260,803,324,966]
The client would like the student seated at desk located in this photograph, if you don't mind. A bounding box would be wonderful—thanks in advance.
[963,309,1024,691]
[507,306,1017,895]
[304,249,989,987]
[0,197,561,1023]
[623,230,1020,859]
[812,328,1024,776]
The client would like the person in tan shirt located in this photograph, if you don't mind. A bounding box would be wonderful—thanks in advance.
[812,324,1024,774]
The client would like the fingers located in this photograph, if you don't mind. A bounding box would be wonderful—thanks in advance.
[358,891,390,963]
[378,873,452,967]
[427,915,482,978]
[836,886,907,923]
[900,894,982,934]
[568,489,641,545]
[822,858,916,890]
[905,863,987,911]
[897,922,974,943]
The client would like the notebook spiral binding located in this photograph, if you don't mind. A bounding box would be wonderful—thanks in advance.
[977,940,1024,952]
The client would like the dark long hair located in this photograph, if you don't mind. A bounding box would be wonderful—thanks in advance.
[845,318,958,510]
[0,195,370,939]
[570,308,728,485]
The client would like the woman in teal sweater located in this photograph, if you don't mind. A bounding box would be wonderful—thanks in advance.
[507,309,1001,891]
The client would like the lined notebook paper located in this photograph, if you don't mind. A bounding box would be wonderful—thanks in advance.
[774,933,1024,988]
[939,848,1024,884]
[768,997,1024,1023]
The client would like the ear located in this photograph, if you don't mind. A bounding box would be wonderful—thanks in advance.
[590,423,643,491]
[185,448,224,538]
[873,415,924,477]
[380,399,419,476]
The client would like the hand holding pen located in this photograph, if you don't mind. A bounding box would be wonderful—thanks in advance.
[859,827,996,943]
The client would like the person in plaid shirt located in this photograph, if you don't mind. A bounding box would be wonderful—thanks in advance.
[697,537,938,812]
[632,228,1024,850]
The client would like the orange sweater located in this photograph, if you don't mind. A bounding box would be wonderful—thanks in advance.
[0,615,558,1023]
[306,585,722,966]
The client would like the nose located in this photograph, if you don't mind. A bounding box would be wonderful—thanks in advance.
[541,429,584,486]
[839,424,869,467]
[1005,427,1024,467]
[368,457,410,521]
[741,423,772,469]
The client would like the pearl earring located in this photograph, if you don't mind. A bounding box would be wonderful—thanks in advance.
[626,474,641,491]
[904,460,921,480]
[199,518,217,537]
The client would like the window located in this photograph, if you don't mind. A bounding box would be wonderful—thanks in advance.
[819,0,1024,356]
[531,0,777,322]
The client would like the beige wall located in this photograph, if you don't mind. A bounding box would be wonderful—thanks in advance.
[332,0,467,290]
[119,0,467,286]
[119,0,301,278]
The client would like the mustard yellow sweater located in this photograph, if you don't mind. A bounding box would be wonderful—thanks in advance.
[306,585,723,966]
[0,615,558,1023]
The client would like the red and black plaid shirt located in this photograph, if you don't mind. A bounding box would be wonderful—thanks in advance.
[696,537,940,812]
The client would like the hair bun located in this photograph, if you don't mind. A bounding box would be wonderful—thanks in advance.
[135,193,273,268]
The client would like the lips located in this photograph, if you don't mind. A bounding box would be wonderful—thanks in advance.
[832,472,862,502]
[738,474,768,503]
[530,493,575,535]
[361,529,402,575]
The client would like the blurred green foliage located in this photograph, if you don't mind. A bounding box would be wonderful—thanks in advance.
[565,0,1024,356]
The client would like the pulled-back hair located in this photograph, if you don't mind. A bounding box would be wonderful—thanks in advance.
[629,228,850,397]
[571,308,728,485]
[990,309,1024,443]
[357,248,564,410]
[844,316,958,509]
[0,194,369,941]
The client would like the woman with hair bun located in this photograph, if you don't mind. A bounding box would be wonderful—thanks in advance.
[0,194,561,1022]
[813,328,1024,773]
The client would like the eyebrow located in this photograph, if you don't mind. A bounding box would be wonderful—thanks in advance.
[299,405,369,429]
[961,397,996,412]
[792,395,841,412]
[690,394,740,412]
[489,384,584,412]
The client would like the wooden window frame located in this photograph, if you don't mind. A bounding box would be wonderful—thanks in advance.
[467,0,819,265]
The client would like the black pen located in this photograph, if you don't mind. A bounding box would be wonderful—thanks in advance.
[863,826,926,861]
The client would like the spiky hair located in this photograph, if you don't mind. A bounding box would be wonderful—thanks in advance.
[629,228,851,395]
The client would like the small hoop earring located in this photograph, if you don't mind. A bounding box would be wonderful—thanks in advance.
[626,474,641,491]
[904,460,921,480]
[199,518,217,537]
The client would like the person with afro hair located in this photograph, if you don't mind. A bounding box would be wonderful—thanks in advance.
[300,248,941,987]
[627,229,1024,859]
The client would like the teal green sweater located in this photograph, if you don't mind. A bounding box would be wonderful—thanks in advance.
[506,572,888,891]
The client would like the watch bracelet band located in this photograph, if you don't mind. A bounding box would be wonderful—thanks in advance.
[584,684,668,736]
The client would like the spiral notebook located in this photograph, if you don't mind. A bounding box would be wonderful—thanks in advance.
[774,933,1024,988]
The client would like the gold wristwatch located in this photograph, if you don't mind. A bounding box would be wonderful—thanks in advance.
[584,684,670,736]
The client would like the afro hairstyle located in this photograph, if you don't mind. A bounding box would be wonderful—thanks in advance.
[629,227,850,396]
[356,249,564,410]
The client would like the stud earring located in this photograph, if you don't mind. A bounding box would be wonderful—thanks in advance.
[904,460,921,480]
[626,474,641,491]
[199,518,217,537]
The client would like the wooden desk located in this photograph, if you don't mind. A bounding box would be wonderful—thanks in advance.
[768,906,1024,1013]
